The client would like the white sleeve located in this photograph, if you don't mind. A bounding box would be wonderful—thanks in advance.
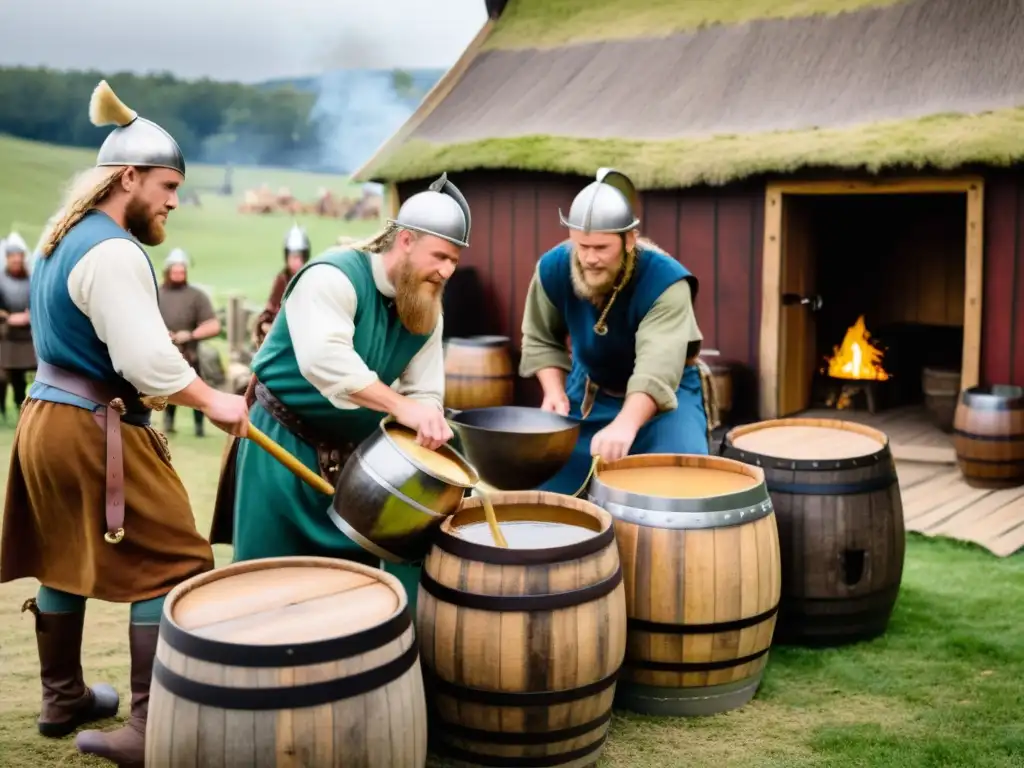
[287,264,379,408]
[396,315,445,410]
[68,239,196,395]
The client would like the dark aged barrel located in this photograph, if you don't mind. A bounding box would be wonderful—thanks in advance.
[587,454,781,717]
[721,418,906,646]
[146,557,427,767]
[953,385,1024,488]
[418,491,625,767]
[444,335,515,411]
[922,367,961,433]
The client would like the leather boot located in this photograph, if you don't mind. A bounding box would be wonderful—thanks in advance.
[75,624,158,767]
[24,598,120,738]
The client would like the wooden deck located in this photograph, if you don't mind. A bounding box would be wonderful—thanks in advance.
[715,406,1024,557]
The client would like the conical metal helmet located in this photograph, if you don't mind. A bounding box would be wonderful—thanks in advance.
[559,168,640,234]
[284,223,311,253]
[4,232,28,255]
[390,172,471,248]
[164,248,189,269]
[90,81,186,176]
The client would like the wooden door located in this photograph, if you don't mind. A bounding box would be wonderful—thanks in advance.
[777,197,818,416]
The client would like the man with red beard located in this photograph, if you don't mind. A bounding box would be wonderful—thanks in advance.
[0,80,248,767]
[520,168,710,495]
[0,232,36,414]
[211,173,468,606]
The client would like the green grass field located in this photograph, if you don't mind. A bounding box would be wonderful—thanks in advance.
[1,135,1023,766]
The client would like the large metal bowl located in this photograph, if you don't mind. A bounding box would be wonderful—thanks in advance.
[446,406,580,490]
[329,419,478,564]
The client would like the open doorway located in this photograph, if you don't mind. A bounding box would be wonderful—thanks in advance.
[759,178,984,462]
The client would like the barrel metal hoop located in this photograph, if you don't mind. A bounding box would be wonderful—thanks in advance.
[426,666,619,707]
[768,474,897,496]
[158,604,413,668]
[432,732,607,767]
[151,640,419,709]
[627,646,769,673]
[419,566,622,613]
[952,428,1024,443]
[434,522,615,565]
[433,708,612,746]
[627,602,779,635]
[722,443,889,472]
[445,373,514,381]
[354,452,446,519]
[591,497,774,530]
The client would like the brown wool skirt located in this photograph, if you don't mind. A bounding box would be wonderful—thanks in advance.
[0,399,214,602]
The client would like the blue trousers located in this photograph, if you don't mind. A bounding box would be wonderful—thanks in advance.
[538,365,709,495]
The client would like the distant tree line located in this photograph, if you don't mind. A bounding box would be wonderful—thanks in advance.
[0,67,322,170]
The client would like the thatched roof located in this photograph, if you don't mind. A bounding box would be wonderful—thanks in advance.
[353,0,1024,189]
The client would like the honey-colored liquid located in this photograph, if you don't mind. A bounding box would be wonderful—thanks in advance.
[456,520,596,548]
[598,466,758,498]
[477,491,508,547]
[387,425,472,485]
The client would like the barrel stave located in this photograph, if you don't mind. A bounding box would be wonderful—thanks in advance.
[418,495,625,766]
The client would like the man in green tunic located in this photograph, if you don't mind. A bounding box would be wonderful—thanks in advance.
[211,174,470,604]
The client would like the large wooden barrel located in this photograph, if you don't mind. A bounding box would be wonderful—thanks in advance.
[146,557,427,767]
[586,454,781,717]
[953,385,1024,488]
[721,418,906,646]
[922,367,961,433]
[418,491,626,767]
[444,335,515,410]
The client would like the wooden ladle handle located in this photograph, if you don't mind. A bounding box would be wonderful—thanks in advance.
[246,424,334,495]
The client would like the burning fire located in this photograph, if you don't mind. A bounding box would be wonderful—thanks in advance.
[826,316,889,381]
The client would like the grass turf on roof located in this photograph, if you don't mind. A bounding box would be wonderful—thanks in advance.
[484,0,907,51]
[360,107,1024,188]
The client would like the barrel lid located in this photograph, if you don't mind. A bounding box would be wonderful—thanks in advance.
[170,564,400,646]
[727,418,887,462]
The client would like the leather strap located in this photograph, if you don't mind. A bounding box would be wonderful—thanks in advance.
[33,361,144,545]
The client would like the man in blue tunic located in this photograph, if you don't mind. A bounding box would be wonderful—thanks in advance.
[520,168,710,494]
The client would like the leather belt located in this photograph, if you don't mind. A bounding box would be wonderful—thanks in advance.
[581,356,701,419]
[33,361,146,545]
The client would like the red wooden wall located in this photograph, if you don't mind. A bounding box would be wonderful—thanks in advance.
[981,170,1024,386]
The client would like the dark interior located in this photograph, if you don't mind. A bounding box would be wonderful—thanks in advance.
[804,193,966,410]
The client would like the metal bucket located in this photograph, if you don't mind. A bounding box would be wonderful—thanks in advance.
[329,418,479,564]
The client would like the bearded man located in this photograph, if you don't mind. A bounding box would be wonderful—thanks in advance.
[211,173,468,606]
[253,223,311,348]
[0,81,248,767]
[520,168,710,495]
[158,248,221,436]
[0,232,36,413]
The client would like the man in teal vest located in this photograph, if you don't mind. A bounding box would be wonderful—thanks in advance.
[211,173,470,606]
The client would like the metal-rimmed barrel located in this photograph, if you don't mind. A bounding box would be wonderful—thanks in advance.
[722,418,906,646]
[418,491,625,767]
[953,385,1024,489]
[146,556,427,766]
[443,335,515,411]
[587,454,781,717]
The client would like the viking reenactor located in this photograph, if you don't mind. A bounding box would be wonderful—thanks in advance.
[252,223,311,348]
[520,168,711,494]
[157,247,221,436]
[0,80,248,767]
[0,232,35,414]
[211,173,468,606]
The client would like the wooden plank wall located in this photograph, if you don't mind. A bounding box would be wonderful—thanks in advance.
[981,169,1024,386]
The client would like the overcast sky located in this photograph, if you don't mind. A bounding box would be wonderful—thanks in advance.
[0,0,488,82]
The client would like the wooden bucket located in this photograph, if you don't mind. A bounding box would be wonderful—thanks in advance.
[721,418,906,646]
[953,385,1024,488]
[418,491,626,767]
[444,335,515,410]
[146,557,427,767]
[586,455,781,717]
[922,367,961,433]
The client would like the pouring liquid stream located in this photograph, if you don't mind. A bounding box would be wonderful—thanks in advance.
[474,487,509,548]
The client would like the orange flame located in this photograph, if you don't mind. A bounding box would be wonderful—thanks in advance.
[826,316,889,381]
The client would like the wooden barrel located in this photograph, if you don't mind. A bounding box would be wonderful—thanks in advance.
[444,335,515,410]
[922,367,961,433]
[146,557,427,767]
[586,454,781,717]
[953,385,1024,488]
[418,491,625,767]
[721,418,906,646]
[707,362,733,421]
